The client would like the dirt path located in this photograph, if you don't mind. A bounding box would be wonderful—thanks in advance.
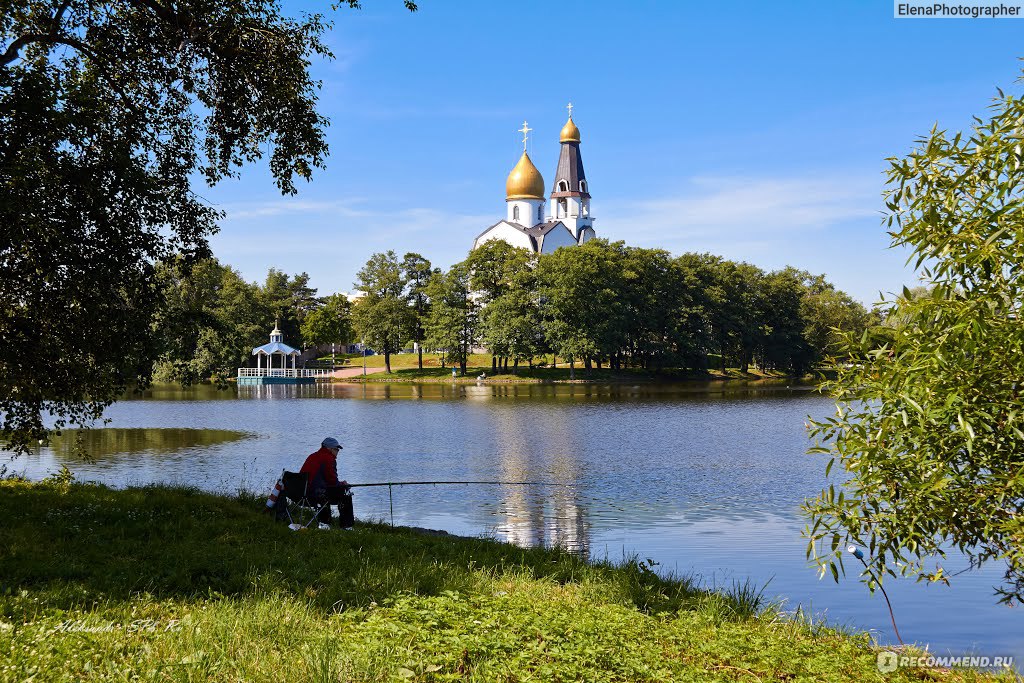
[331,366,387,379]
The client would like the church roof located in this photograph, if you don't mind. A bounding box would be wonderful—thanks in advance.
[525,221,575,252]
[475,219,576,253]
[560,116,581,143]
[506,151,545,200]
[523,220,565,237]
[550,136,589,199]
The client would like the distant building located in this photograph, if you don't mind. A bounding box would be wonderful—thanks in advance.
[473,105,596,254]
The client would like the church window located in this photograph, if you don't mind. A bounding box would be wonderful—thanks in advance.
[580,180,587,193]
[513,205,520,221]
[538,205,543,222]
[558,198,567,217]
[558,180,568,192]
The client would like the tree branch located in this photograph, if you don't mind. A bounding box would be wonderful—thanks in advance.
[0,33,52,67]
[1,0,74,67]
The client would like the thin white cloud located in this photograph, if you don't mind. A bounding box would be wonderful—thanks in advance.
[600,174,882,248]
[221,199,373,221]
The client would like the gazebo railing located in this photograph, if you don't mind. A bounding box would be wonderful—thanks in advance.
[237,368,333,378]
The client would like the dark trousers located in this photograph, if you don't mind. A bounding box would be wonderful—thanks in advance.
[316,485,352,525]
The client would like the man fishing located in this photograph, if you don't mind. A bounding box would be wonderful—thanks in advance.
[300,436,351,527]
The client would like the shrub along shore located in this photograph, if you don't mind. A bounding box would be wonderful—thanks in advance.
[0,479,1010,682]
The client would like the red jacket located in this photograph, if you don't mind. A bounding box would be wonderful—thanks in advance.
[299,446,339,496]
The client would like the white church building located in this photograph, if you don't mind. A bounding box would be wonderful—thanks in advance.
[473,107,597,254]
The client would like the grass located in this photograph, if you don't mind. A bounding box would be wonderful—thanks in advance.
[0,478,1011,682]
[326,352,792,384]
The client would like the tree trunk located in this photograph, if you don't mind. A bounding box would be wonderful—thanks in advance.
[460,359,467,375]
[503,357,508,373]
[417,345,423,371]
[569,359,575,380]
[492,355,497,372]
[385,350,392,374]
[584,357,592,372]
[596,358,602,370]
[512,358,519,375]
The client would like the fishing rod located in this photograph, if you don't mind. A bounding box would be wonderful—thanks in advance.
[344,480,572,526]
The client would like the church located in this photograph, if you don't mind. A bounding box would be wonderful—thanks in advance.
[472,106,596,253]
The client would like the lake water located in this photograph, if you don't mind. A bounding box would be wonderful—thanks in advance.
[6,381,1022,666]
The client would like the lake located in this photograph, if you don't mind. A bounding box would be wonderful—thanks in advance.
[6,381,1022,666]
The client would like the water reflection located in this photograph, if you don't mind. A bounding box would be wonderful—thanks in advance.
[229,379,819,403]
[491,403,590,553]
[27,428,249,461]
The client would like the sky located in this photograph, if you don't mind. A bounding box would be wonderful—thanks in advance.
[203,0,1024,306]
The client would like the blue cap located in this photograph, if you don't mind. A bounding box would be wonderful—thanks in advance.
[321,437,342,450]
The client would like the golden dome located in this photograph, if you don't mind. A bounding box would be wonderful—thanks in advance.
[560,117,581,143]
[506,151,545,200]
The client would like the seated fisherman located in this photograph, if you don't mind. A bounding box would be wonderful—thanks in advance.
[300,436,351,526]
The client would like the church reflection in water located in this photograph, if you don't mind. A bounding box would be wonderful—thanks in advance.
[488,401,590,555]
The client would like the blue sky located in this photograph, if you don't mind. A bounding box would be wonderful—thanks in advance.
[204,1,1024,305]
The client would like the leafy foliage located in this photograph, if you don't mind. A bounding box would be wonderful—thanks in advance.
[352,251,412,374]
[424,263,478,374]
[0,0,340,452]
[301,293,353,349]
[402,252,437,370]
[152,258,319,384]
[804,81,1024,604]
[424,239,865,377]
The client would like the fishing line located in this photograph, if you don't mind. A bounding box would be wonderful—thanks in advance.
[345,481,572,526]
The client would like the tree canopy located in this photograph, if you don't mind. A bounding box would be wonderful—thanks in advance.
[804,80,1024,604]
[0,0,413,453]
[352,251,411,374]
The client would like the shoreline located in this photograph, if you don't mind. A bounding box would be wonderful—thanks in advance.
[328,369,823,386]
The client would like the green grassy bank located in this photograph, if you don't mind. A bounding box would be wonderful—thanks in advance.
[0,479,1007,682]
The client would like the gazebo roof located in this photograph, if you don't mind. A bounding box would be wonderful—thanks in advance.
[252,341,299,356]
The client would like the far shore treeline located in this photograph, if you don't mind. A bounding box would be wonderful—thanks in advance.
[157,238,876,380]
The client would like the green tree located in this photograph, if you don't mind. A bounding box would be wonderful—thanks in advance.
[672,253,717,371]
[352,251,410,374]
[466,240,533,372]
[300,294,352,350]
[536,240,625,378]
[425,264,478,375]
[402,252,435,371]
[153,260,268,384]
[261,268,316,348]
[153,258,225,385]
[804,81,1024,603]
[0,1,397,452]
[479,268,543,373]
[797,272,871,367]
[620,246,679,371]
[754,268,810,375]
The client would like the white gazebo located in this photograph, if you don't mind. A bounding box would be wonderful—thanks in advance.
[237,324,329,384]
[252,324,299,374]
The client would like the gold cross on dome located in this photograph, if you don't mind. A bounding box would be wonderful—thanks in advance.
[518,120,532,151]
[566,101,573,119]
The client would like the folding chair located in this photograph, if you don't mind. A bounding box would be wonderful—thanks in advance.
[280,470,330,530]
